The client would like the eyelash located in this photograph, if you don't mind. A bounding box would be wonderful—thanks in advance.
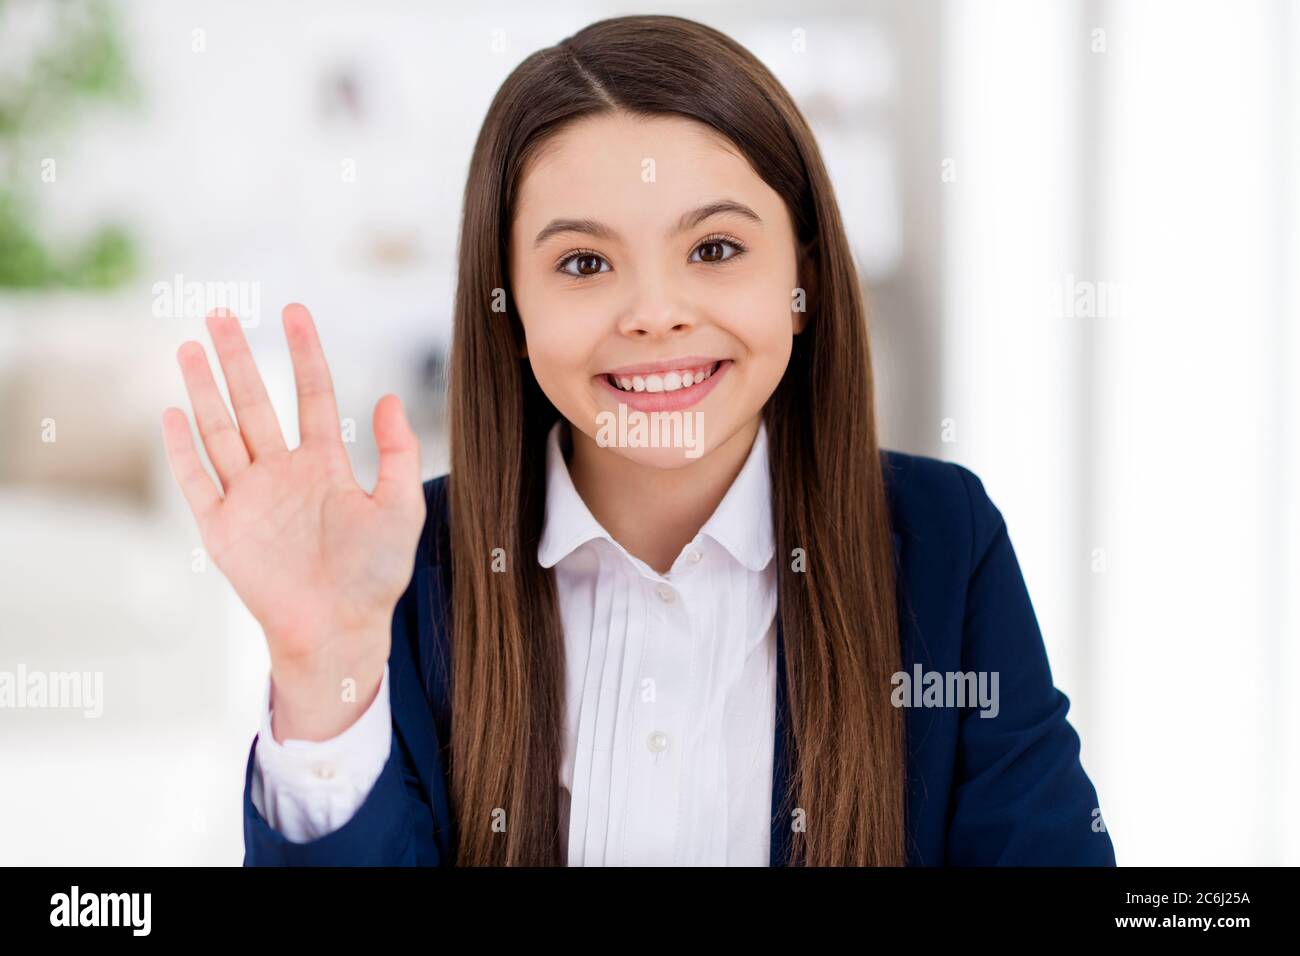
[553,233,749,278]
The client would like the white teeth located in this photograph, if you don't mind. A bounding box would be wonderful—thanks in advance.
[609,362,720,393]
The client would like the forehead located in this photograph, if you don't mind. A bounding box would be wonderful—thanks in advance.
[512,112,774,232]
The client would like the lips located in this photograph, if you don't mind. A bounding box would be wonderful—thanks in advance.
[595,358,731,413]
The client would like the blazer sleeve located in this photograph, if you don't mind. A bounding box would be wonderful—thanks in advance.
[241,565,445,866]
[241,728,437,865]
[944,464,1116,865]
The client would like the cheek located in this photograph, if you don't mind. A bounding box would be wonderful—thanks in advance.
[518,284,603,376]
[518,301,610,419]
[720,280,797,374]
[524,338,587,417]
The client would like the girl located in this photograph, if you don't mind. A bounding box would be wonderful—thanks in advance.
[162,14,1114,866]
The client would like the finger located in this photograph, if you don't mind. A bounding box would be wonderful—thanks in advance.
[161,407,222,523]
[281,303,342,446]
[176,340,252,488]
[371,394,422,515]
[205,308,288,459]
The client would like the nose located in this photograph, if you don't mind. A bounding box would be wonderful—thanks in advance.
[616,281,696,339]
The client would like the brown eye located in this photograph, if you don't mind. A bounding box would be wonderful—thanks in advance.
[689,237,746,265]
[558,251,611,277]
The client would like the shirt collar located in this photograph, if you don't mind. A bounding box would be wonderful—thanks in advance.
[536,419,775,573]
[536,421,613,568]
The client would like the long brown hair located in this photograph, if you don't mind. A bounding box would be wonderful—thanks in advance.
[445,14,903,866]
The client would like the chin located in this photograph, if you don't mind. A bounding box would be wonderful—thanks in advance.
[617,443,713,470]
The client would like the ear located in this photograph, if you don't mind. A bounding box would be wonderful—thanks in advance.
[792,238,817,335]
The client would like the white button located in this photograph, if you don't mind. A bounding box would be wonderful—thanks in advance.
[310,762,335,780]
[687,549,703,565]
[647,731,670,753]
[655,583,675,603]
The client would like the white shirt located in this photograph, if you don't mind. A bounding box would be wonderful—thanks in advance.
[251,420,778,865]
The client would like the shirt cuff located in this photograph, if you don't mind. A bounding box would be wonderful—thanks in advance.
[251,663,394,843]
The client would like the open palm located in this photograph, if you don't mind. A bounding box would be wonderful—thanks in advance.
[160,304,425,731]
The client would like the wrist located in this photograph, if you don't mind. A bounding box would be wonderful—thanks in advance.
[269,641,388,743]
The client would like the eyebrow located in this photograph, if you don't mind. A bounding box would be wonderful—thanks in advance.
[531,199,763,249]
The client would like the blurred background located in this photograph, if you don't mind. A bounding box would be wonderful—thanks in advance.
[0,0,1295,865]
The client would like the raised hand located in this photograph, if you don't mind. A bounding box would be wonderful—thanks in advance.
[161,304,426,741]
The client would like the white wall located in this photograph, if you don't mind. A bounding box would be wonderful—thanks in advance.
[939,0,1300,864]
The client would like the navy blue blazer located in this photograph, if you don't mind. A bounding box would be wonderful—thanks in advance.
[243,450,1116,866]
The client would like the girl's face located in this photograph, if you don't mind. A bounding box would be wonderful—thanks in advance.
[508,111,806,469]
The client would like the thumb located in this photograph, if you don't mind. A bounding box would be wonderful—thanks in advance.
[372,393,422,515]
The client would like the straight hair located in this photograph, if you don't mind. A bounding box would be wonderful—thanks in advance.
[444,14,903,866]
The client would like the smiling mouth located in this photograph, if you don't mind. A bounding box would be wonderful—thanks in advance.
[604,361,722,394]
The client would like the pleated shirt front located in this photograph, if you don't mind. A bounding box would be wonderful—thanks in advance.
[537,421,778,866]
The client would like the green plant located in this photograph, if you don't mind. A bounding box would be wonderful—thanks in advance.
[0,0,139,289]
